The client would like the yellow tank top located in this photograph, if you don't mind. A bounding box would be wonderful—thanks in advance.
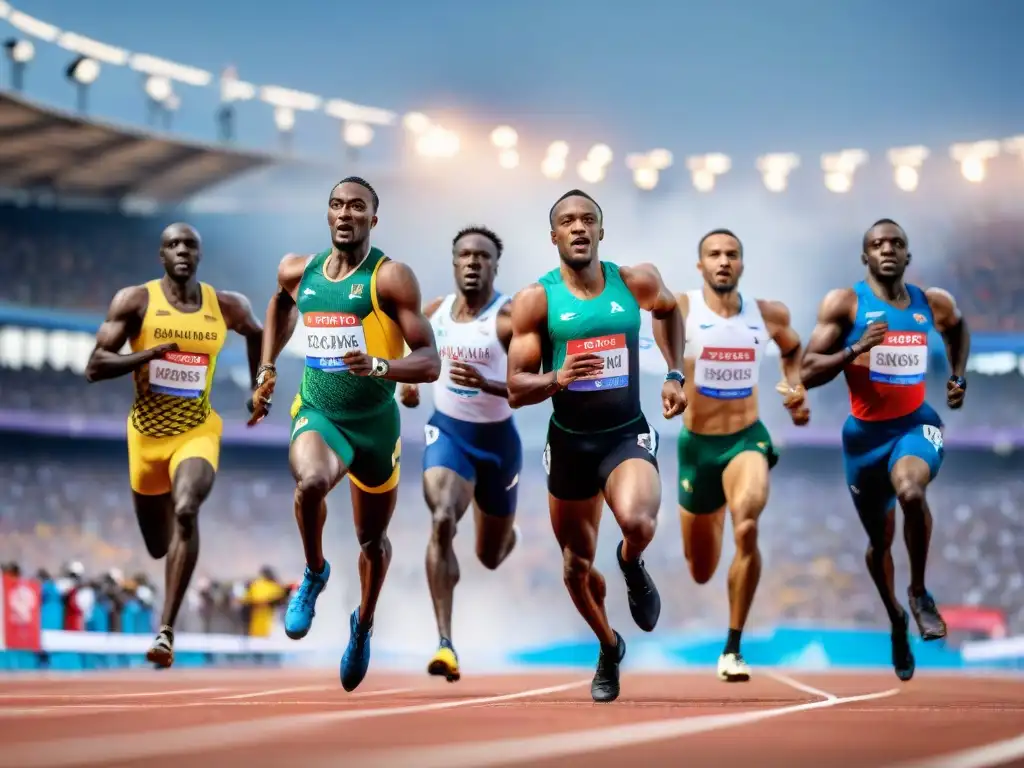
[129,280,227,438]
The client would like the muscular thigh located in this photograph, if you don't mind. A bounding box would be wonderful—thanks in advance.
[549,493,604,557]
[350,484,399,545]
[422,467,474,522]
[722,450,770,523]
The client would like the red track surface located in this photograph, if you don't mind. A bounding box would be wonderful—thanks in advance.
[1,667,1023,767]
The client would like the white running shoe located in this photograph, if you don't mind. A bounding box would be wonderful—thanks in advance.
[717,652,751,682]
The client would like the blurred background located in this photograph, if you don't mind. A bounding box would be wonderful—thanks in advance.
[0,0,1022,671]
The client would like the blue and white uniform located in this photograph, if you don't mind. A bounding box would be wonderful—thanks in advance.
[424,293,522,517]
[840,281,945,516]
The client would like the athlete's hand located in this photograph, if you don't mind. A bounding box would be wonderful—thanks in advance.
[775,381,810,426]
[247,366,276,427]
[852,320,888,355]
[398,383,420,408]
[946,375,967,410]
[661,379,687,419]
[449,361,487,390]
[146,343,179,361]
[556,353,605,389]
[342,350,374,376]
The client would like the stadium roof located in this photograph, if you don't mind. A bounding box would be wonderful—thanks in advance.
[0,90,278,204]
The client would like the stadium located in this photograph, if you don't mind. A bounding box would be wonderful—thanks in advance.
[0,2,1023,766]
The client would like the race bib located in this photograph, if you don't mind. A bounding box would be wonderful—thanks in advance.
[148,351,208,398]
[303,312,366,372]
[565,334,629,392]
[695,346,757,399]
[869,332,928,385]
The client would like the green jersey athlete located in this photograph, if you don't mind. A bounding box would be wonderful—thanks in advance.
[249,177,440,692]
[507,189,686,704]
[673,228,809,683]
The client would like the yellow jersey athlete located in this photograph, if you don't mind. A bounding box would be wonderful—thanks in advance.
[248,177,440,692]
[85,223,263,668]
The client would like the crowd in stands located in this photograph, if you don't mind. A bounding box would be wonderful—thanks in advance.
[2,439,1022,642]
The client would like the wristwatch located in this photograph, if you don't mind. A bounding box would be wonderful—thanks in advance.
[666,370,685,384]
[370,357,390,377]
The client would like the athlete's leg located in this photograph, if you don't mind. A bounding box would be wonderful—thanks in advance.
[339,483,397,691]
[603,458,662,632]
[132,493,173,560]
[290,431,346,572]
[718,451,769,679]
[471,433,522,570]
[680,508,726,584]
[144,457,215,667]
[423,467,473,656]
[889,423,946,640]
[845,433,915,681]
[284,423,349,641]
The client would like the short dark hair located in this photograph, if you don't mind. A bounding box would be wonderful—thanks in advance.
[863,218,905,249]
[698,228,743,257]
[331,176,379,212]
[452,226,503,258]
[549,189,603,227]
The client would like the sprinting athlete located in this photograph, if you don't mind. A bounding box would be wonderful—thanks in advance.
[248,177,440,692]
[670,229,809,683]
[85,223,263,668]
[507,189,686,703]
[398,225,521,683]
[801,218,969,682]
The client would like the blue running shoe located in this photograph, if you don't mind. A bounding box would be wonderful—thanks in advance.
[284,560,330,640]
[892,609,915,682]
[340,608,372,692]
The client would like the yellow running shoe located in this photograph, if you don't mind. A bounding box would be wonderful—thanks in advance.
[427,643,460,682]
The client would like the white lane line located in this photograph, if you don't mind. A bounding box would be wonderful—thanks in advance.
[333,687,902,768]
[214,685,336,700]
[0,688,225,701]
[884,732,1024,768]
[763,670,839,701]
[0,679,590,768]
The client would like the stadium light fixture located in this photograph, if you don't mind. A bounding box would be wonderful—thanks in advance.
[587,143,613,169]
[821,149,867,194]
[627,149,674,192]
[756,153,800,193]
[65,55,100,114]
[490,126,518,150]
[950,140,1000,184]
[143,75,173,127]
[402,112,432,135]
[3,38,34,91]
[415,125,460,159]
[687,153,731,192]
[343,120,374,149]
[577,159,605,184]
[218,65,256,143]
[887,146,929,193]
[541,154,566,180]
[274,106,296,152]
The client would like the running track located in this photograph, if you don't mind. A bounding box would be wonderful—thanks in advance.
[1,667,1023,767]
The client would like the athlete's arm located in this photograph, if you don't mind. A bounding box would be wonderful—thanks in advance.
[84,286,169,383]
[248,254,305,425]
[260,254,305,370]
[423,296,444,319]
[799,288,858,390]
[453,301,515,398]
[620,263,685,371]
[217,290,264,389]
[759,299,803,390]
[506,284,556,408]
[374,260,441,383]
[926,287,970,379]
[926,287,970,408]
[397,295,446,407]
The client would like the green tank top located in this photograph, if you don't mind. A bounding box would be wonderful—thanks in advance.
[540,260,643,433]
[293,247,406,422]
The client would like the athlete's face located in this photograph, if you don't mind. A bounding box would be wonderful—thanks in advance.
[550,196,603,269]
[698,233,743,294]
[863,222,910,280]
[159,224,201,282]
[452,233,498,296]
[327,183,377,251]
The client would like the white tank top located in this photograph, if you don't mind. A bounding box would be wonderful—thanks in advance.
[684,290,770,400]
[430,293,513,424]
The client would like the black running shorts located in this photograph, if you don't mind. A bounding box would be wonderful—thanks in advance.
[544,414,660,501]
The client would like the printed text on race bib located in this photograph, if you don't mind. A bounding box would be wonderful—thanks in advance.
[566,334,629,392]
[869,332,928,385]
[695,346,757,399]
[149,352,209,398]
[303,312,366,372]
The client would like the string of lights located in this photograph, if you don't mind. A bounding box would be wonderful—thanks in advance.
[2,1,1022,193]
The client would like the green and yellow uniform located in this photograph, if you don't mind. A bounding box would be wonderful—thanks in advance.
[290,247,405,493]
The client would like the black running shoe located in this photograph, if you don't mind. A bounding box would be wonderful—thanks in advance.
[616,541,661,632]
[908,589,947,641]
[146,626,174,669]
[891,610,915,682]
[591,631,626,703]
